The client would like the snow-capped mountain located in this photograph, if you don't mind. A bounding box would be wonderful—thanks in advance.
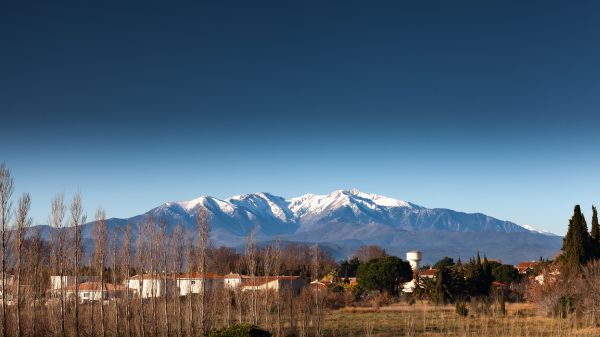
[150,188,534,238]
[45,189,560,264]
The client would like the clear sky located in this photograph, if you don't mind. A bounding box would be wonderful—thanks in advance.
[1,0,600,234]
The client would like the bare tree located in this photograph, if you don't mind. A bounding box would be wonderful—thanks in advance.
[185,230,195,337]
[123,224,133,337]
[173,226,185,337]
[159,220,170,337]
[14,193,31,337]
[70,193,86,337]
[263,245,273,330]
[0,164,14,337]
[354,244,387,263]
[50,193,67,337]
[29,228,45,337]
[245,227,259,325]
[136,220,149,337]
[147,218,158,337]
[93,208,109,337]
[234,259,244,325]
[312,244,322,337]
[196,207,211,335]
[111,225,122,337]
[273,240,282,337]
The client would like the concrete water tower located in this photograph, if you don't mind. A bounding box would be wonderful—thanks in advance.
[406,250,422,272]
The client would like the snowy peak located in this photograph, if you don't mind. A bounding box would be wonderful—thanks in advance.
[288,189,415,217]
[521,224,557,236]
[158,189,549,236]
[227,192,294,222]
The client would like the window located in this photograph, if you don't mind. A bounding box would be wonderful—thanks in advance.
[83,292,89,298]
[191,281,196,285]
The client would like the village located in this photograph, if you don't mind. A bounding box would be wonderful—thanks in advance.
[0,250,543,306]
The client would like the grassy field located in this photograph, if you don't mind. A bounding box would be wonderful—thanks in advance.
[322,303,600,337]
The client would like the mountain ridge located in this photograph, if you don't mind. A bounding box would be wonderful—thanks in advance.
[29,189,561,264]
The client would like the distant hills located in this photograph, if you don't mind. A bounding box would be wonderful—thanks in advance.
[32,189,562,264]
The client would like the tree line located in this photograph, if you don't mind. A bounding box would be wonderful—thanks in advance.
[0,164,339,337]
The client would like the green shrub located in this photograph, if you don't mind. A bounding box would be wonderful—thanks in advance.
[209,324,271,337]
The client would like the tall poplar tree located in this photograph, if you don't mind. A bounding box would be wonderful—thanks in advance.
[562,205,592,266]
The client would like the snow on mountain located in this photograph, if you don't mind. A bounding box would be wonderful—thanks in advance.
[61,189,560,264]
[152,189,544,237]
[288,189,415,218]
[521,224,557,236]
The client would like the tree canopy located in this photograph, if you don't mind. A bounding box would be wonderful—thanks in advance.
[561,205,593,266]
[357,256,412,295]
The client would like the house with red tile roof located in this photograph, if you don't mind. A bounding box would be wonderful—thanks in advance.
[241,276,305,294]
[127,273,178,298]
[64,282,126,302]
[516,261,539,274]
[176,272,224,296]
[418,268,438,279]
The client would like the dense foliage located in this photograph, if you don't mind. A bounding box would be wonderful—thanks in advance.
[561,205,600,267]
[357,256,412,295]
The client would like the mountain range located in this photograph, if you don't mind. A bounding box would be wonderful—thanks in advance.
[33,189,562,264]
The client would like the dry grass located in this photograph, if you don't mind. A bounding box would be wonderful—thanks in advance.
[323,303,600,337]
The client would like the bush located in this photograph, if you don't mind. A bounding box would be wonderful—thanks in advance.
[209,324,271,337]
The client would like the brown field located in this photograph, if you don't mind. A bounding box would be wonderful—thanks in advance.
[322,303,600,337]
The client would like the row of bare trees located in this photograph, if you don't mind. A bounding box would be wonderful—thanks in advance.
[0,163,335,337]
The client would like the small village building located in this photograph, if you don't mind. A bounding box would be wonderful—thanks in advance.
[516,261,539,274]
[241,276,305,294]
[176,272,224,296]
[50,275,100,290]
[0,274,15,300]
[223,273,244,289]
[419,268,438,280]
[50,275,100,296]
[64,282,126,302]
[127,274,177,298]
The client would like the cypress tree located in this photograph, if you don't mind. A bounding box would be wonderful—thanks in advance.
[434,268,446,304]
[591,206,600,258]
[561,205,592,266]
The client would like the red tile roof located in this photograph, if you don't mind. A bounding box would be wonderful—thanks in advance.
[242,276,300,287]
[516,261,539,273]
[419,269,438,277]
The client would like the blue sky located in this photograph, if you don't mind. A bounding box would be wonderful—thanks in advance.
[1,0,600,234]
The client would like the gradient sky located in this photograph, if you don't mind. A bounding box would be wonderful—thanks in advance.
[2,1,600,234]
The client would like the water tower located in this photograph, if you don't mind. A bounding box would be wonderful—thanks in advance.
[406,250,422,272]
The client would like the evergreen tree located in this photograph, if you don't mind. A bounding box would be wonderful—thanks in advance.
[433,268,445,304]
[561,205,592,266]
[591,206,600,258]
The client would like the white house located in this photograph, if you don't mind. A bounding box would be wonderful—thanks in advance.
[126,274,177,298]
[50,275,100,296]
[176,272,224,296]
[241,276,305,294]
[50,275,99,290]
[223,273,243,289]
[64,282,125,302]
[0,274,15,302]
